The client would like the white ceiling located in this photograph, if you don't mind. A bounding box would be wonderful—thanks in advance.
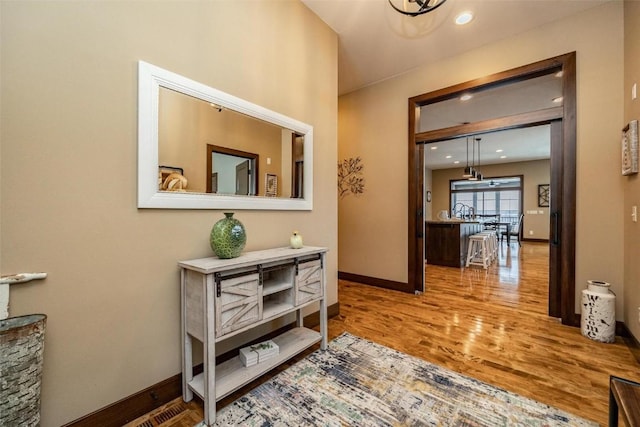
[301,0,603,168]
[425,125,551,170]
[419,71,559,168]
[301,0,610,95]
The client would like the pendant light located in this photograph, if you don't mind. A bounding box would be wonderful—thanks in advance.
[475,137,483,181]
[462,137,474,178]
[468,137,478,181]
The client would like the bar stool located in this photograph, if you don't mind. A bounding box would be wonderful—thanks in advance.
[466,233,491,269]
[477,230,498,262]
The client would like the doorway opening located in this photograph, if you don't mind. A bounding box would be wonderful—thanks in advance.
[206,144,259,195]
[408,53,577,326]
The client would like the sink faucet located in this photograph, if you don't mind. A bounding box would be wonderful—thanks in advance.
[468,207,475,220]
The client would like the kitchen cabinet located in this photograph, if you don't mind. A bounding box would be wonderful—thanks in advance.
[426,221,482,267]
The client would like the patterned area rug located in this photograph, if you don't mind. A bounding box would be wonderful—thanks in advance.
[214,332,598,426]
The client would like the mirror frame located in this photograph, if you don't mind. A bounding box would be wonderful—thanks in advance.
[137,60,313,210]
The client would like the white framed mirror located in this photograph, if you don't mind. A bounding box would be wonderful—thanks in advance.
[138,61,313,210]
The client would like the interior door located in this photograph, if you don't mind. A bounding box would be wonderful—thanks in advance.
[236,160,250,195]
[548,120,563,318]
[292,134,304,198]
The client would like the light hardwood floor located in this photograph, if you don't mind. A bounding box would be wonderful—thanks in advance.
[129,242,639,426]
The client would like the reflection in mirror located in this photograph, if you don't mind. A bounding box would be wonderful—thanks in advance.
[159,87,300,198]
[292,135,304,198]
[138,61,313,210]
[206,145,259,195]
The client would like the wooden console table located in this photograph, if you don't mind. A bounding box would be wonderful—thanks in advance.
[610,375,640,426]
[179,246,328,426]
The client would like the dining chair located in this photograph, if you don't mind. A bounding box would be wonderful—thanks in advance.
[481,215,499,242]
[501,213,524,246]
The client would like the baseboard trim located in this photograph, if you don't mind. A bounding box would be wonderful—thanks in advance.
[338,271,408,292]
[571,313,581,328]
[572,319,640,365]
[619,321,640,365]
[63,302,340,427]
[61,371,191,427]
[522,238,548,243]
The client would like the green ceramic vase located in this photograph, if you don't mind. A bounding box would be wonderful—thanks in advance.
[210,212,246,259]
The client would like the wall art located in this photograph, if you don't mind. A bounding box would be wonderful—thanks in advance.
[538,184,549,207]
[265,173,278,197]
[622,119,638,176]
[338,157,365,198]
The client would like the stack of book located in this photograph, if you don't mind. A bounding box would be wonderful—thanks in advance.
[239,340,280,367]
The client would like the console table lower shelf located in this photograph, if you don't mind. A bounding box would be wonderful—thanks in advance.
[187,327,321,402]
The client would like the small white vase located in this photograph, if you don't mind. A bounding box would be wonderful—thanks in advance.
[290,231,303,249]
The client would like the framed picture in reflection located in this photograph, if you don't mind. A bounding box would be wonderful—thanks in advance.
[265,173,278,197]
[622,120,638,176]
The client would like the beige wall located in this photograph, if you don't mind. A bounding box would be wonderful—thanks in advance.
[431,160,551,239]
[0,1,337,425]
[339,2,625,315]
[624,0,640,341]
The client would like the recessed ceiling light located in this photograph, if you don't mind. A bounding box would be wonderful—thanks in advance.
[500,155,507,159]
[453,160,460,164]
[496,149,503,153]
[431,146,438,150]
[455,11,473,25]
[445,155,452,159]
[552,96,563,103]
[460,94,473,101]
[555,71,563,78]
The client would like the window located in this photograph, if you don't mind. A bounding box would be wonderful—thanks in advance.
[450,176,522,222]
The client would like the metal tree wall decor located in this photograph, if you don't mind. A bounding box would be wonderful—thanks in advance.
[338,157,365,198]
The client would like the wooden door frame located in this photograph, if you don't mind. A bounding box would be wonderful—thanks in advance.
[408,52,577,326]
[206,144,259,194]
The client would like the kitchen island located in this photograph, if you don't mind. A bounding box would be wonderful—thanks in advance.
[425,220,482,267]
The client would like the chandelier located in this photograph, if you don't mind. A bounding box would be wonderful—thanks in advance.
[388,0,448,17]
